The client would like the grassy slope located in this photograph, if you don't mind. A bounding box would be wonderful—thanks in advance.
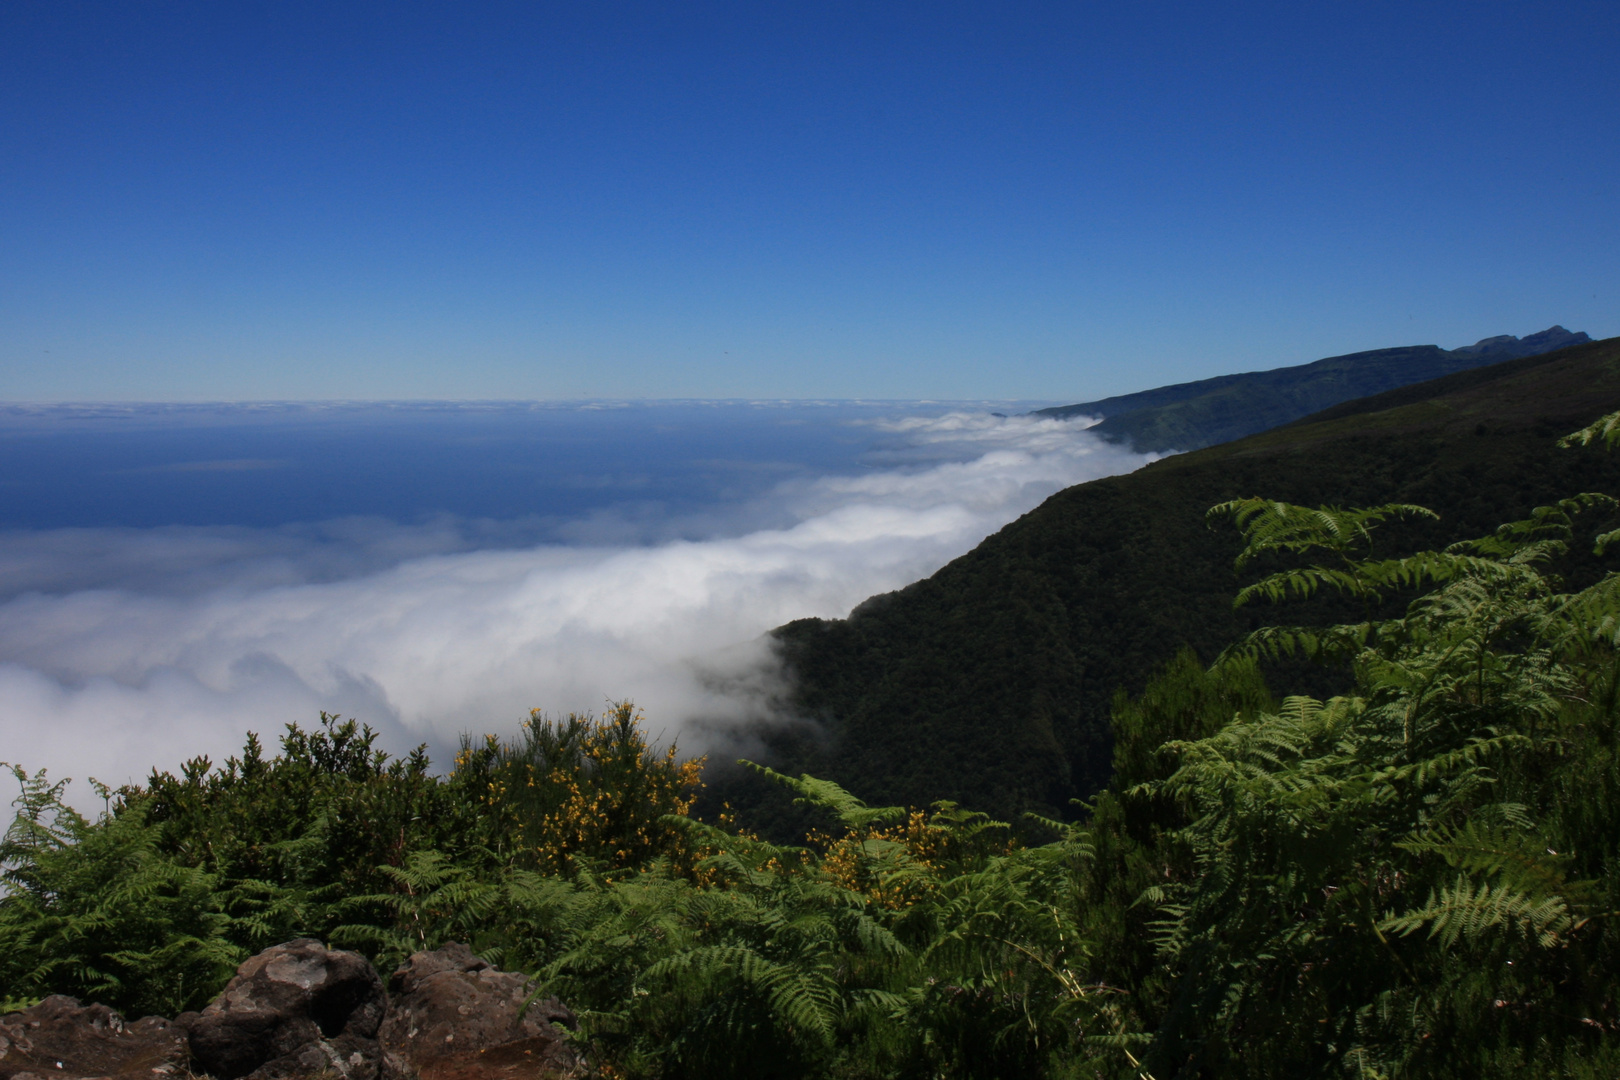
[717,336,1620,834]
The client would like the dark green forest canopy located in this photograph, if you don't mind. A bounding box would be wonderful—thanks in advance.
[723,336,1620,834]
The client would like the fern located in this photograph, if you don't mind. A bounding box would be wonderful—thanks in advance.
[1396,816,1571,898]
[1380,875,1577,949]
[1558,409,1620,450]
[1208,499,1440,570]
[1125,485,1620,1077]
[741,762,908,830]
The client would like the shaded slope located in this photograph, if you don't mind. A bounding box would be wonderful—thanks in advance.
[1033,325,1589,452]
[724,336,1620,833]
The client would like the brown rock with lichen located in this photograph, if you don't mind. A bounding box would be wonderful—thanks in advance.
[0,995,188,1080]
[377,944,576,1080]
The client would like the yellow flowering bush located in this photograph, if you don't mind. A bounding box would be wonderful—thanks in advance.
[448,702,705,875]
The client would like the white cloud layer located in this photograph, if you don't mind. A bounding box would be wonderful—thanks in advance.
[0,414,1150,806]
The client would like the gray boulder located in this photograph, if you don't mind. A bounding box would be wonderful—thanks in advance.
[180,939,386,1080]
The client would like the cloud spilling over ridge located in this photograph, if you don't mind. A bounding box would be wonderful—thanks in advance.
[0,413,1151,802]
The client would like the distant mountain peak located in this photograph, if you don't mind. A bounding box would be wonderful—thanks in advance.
[1453,325,1590,357]
[1456,334,1518,353]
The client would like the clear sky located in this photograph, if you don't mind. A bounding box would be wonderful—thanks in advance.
[2,1,1616,402]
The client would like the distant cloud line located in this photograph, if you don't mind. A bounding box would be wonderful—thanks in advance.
[0,413,1151,808]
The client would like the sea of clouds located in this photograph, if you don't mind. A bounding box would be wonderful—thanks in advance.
[0,410,1151,807]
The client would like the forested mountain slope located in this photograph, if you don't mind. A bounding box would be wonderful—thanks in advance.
[723,335,1620,832]
[1031,324,1589,452]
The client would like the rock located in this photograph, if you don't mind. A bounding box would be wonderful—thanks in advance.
[0,995,188,1080]
[182,939,386,1080]
[378,944,576,1080]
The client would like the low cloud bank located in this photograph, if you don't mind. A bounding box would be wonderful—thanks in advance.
[0,413,1151,804]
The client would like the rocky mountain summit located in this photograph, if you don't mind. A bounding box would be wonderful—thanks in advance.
[1452,324,1589,357]
[0,942,576,1080]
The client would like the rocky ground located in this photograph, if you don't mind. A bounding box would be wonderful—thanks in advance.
[0,941,577,1080]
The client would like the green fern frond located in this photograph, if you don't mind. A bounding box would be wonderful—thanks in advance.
[1396,817,1570,898]
[1559,410,1620,450]
[1380,875,1577,948]
[741,761,908,829]
[1208,498,1438,569]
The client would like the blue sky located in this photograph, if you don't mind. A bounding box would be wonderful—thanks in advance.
[2,1,1616,402]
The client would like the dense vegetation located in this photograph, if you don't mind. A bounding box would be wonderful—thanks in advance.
[742,336,1620,835]
[9,403,1620,1076]
[1031,325,1587,452]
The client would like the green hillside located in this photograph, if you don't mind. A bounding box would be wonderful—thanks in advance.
[1032,325,1589,452]
[717,335,1620,833]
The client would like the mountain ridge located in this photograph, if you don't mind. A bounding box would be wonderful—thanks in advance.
[1032,324,1590,453]
[712,334,1620,836]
